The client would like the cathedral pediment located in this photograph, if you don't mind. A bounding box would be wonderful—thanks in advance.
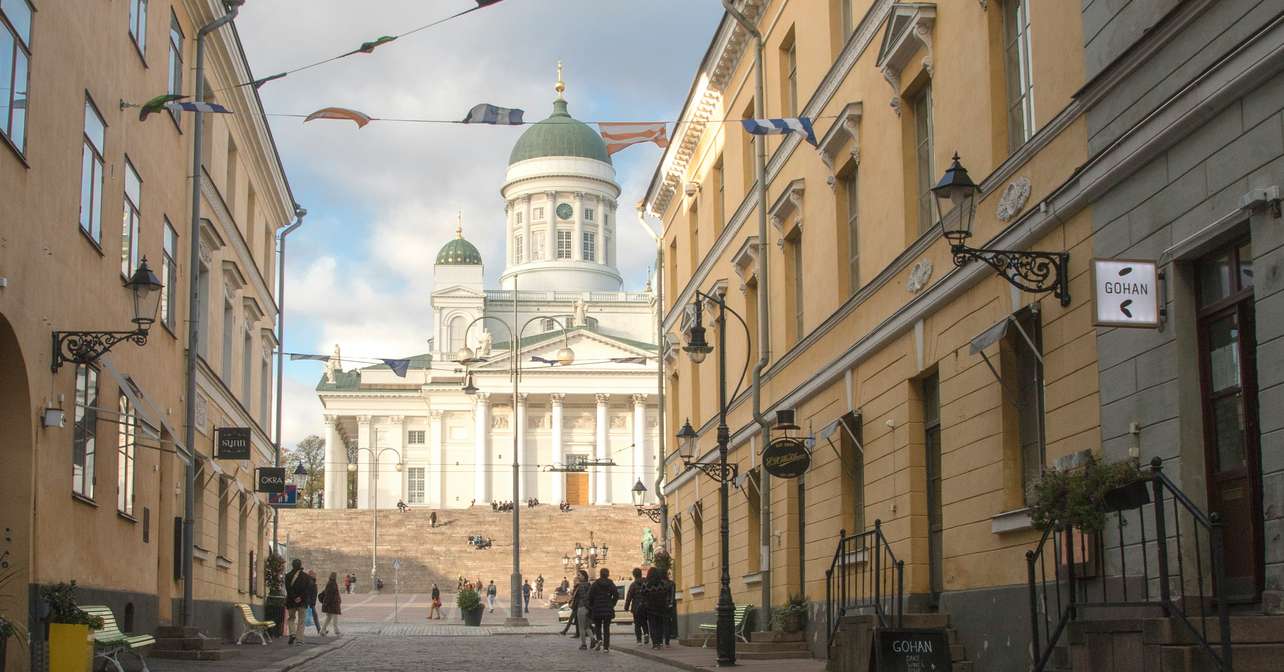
[470,326,654,373]
[431,284,487,298]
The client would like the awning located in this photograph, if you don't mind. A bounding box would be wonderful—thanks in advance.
[970,313,1043,365]
[100,357,191,465]
[819,411,863,456]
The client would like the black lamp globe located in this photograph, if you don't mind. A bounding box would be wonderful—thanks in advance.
[631,479,647,507]
[676,418,699,461]
[291,463,307,488]
[127,258,164,330]
[931,152,981,248]
[461,372,478,395]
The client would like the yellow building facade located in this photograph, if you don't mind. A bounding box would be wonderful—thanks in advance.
[645,1,1097,667]
[0,1,293,669]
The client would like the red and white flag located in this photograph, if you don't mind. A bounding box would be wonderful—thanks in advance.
[599,122,669,155]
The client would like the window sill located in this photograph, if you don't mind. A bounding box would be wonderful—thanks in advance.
[216,555,233,570]
[193,545,211,563]
[742,572,764,586]
[117,511,138,523]
[161,320,178,340]
[129,38,149,68]
[71,492,99,508]
[687,585,706,597]
[991,507,1034,534]
[0,130,28,167]
[79,228,105,256]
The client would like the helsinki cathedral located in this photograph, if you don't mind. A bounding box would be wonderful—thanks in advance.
[318,72,660,510]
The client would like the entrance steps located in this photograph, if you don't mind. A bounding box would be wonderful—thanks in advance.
[825,612,972,672]
[678,630,812,660]
[149,625,242,661]
[1056,613,1284,672]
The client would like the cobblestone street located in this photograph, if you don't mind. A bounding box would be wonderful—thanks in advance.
[291,634,686,672]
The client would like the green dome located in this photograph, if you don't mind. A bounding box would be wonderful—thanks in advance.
[508,99,611,166]
[435,235,482,265]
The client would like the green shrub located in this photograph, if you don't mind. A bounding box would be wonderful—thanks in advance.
[1030,456,1143,532]
[456,588,481,611]
[40,582,103,628]
[264,552,285,596]
[770,593,808,633]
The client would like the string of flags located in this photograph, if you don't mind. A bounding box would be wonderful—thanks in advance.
[742,117,819,146]
[132,94,231,121]
[287,351,653,377]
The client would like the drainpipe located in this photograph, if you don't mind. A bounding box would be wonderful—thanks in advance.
[636,205,669,548]
[722,0,773,627]
[181,0,242,628]
[272,207,306,555]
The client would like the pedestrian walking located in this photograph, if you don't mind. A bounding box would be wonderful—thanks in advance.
[319,572,343,636]
[566,570,591,648]
[430,511,438,528]
[428,584,442,620]
[640,568,668,650]
[536,575,544,599]
[522,580,533,613]
[342,574,351,594]
[587,568,620,652]
[350,574,358,594]
[306,570,322,636]
[284,559,309,645]
[663,569,677,646]
[624,567,648,645]
[486,580,498,612]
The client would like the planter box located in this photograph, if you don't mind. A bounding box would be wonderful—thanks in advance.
[48,623,92,672]
[462,606,483,627]
[265,596,286,637]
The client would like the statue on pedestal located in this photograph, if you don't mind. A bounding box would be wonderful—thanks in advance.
[641,527,656,565]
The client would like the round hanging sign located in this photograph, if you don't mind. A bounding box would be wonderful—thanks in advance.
[763,437,811,479]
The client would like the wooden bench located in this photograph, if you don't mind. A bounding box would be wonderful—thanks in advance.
[699,604,752,647]
[234,603,276,645]
[82,605,154,672]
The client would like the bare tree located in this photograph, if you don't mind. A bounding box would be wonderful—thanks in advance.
[285,435,325,508]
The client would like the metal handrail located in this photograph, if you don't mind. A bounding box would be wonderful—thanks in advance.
[825,519,903,649]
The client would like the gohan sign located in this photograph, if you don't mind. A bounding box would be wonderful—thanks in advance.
[1092,259,1159,328]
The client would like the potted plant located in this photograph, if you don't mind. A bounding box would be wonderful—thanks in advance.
[1031,456,1145,533]
[1,569,29,672]
[41,582,101,672]
[263,553,287,637]
[456,588,483,626]
[770,593,808,634]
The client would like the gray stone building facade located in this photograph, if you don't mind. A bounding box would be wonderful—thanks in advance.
[1087,0,1283,609]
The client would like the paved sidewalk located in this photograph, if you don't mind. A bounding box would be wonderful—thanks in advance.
[615,643,827,672]
[147,634,353,672]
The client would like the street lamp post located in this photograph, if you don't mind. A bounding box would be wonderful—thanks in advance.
[348,447,402,592]
[457,308,575,625]
[677,291,751,667]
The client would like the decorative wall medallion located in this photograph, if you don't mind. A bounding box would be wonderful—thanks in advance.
[996,176,1031,222]
[194,395,209,434]
[610,414,628,429]
[529,415,546,429]
[491,415,509,430]
[573,414,594,429]
[907,260,933,294]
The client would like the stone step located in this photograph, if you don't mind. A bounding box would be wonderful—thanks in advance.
[154,625,200,638]
[152,636,223,651]
[1160,643,1284,672]
[1146,615,1284,645]
[738,650,814,660]
[738,641,809,653]
[150,647,242,661]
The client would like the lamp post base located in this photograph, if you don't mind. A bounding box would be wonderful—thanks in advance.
[503,617,530,627]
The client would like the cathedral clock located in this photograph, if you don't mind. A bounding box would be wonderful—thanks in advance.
[556,203,574,220]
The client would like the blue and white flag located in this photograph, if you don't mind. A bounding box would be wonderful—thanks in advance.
[462,103,524,125]
[381,358,411,378]
[741,117,818,146]
[166,101,232,115]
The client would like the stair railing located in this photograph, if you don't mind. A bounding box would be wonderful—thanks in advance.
[825,519,904,649]
[1026,457,1233,672]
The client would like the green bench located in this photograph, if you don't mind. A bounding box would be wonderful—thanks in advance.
[699,604,752,647]
[234,603,276,645]
[82,605,153,672]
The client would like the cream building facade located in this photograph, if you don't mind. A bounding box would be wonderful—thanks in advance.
[319,82,661,511]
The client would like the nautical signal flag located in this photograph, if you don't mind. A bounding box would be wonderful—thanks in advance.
[598,122,669,155]
[304,107,372,128]
[741,117,818,146]
[462,103,524,125]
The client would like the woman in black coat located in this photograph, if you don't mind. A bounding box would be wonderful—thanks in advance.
[586,568,620,651]
[639,567,669,650]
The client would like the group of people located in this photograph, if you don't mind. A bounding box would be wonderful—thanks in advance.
[491,500,518,512]
[558,501,574,512]
[283,559,344,644]
[340,573,358,594]
[525,497,541,508]
[627,567,677,650]
[560,566,676,653]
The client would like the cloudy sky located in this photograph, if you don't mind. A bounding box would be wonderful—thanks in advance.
[235,0,723,450]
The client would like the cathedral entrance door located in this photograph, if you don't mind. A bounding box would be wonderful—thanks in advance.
[566,473,589,506]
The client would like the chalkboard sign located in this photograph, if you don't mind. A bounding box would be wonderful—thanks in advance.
[215,427,252,460]
[875,629,952,672]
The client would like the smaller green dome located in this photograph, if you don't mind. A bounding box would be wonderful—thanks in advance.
[436,230,482,266]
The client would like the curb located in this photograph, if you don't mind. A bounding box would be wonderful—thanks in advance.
[615,645,706,672]
[253,636,356,672]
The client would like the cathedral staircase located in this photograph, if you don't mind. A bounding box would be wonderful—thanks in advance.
[277,505,655,594]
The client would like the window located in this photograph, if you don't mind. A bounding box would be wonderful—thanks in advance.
[671,524,683,588]
[581,231,596,262]
[746,470,762,573]
[713,156,725,234]
[161,220,177,329]
[217,476,229,557]
[1003,0,1035,151]
[1002,309,1044,505]
[241,327,252,403]
[128,0,147,55]
[196,261,209,357]
[121,159,141,277]
[531,233,545,261]
[259,355,270,425]
[73,364,98,499]
[687,202,699,275]
[741,101,756,191]
[841,0,857,40]
[407,467,425,504]
[222,298,234,382]
[781,32,799,116]
[0,0,32,153]
[912,86,935,234]
[838,414,864,533]
[516,211,523,224]
[692,506,704,586]
[533,207,544,220]
[514,234,524,264]
[80,98,107,243]
[193,471,205,543]
[786,228,804,342]
[407,430,425,445]
[225,138,238,210]
[167,11,183,122]
[117,394,136,515]
[556,230,572,260]
[842,167,860,294]
[922,373,943,604]
[542,318,556,332]
[447,316,465,355]
[584,208,595,222]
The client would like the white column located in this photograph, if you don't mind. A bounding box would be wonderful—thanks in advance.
[550,394,565,504]
[522,198,533,264]
[384,416,405,507]
[594,394,610,504]
[428,411,444,508]
[356,415,372,510]
[516,393,528,501]
[324,415,343,509]
[546,197,557,261]
[595,197,606,264]
[506,202,515,266]
[474,393,490,504]
[632,394,647,500]
[573,192,584,261]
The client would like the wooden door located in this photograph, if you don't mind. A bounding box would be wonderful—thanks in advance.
[566,473,589,506]
[1196,241,1263,600]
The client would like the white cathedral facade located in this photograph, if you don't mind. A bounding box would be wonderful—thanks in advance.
[319,79,660,510]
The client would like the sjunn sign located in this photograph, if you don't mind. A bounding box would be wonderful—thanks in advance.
[215,426,252,460]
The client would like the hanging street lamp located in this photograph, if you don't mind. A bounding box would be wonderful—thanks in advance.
[51,259,164,371]
[932,153,1070,306]
[633,479,663,522]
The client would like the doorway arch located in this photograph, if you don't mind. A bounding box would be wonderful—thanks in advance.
[0,313,33,672]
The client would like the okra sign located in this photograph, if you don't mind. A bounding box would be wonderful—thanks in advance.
[1092,259,1159,328]
[762,437,810,479]
[255,467,286,494]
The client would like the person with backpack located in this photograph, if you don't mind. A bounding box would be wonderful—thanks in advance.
[428,583,443,620]
[486,580,498,613]
[587,568,620,652]
[623,567,648,645]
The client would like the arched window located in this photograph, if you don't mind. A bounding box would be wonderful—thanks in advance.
[447,316,466,355]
